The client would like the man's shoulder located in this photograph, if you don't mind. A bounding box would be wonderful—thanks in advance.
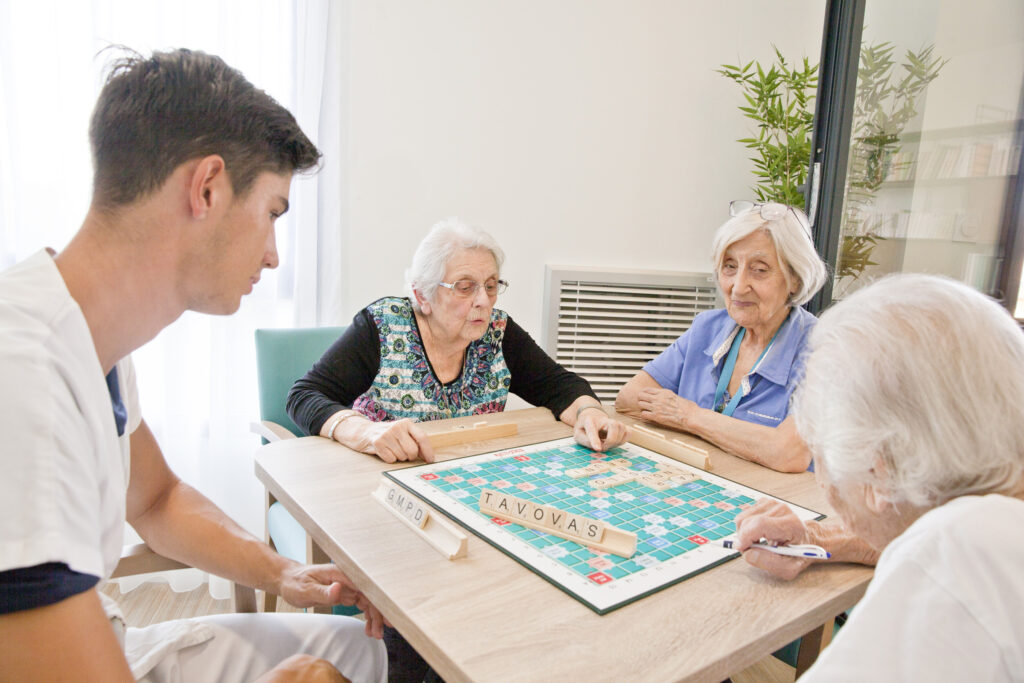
[0,250,76,336]
[0,254,78,364]
[0,252,104,432]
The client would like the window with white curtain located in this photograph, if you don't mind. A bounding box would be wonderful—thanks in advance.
[0,0,344,592]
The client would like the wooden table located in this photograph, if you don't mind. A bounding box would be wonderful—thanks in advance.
[254,408,871,682]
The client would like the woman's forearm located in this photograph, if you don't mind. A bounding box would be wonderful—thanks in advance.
[614,371,661,415]
[681,411,810,473]
[321,409,377,454]
[559,395,604,427]
[804,520,880,566]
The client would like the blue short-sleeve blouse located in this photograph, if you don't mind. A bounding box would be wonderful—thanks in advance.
[642,307,816,428]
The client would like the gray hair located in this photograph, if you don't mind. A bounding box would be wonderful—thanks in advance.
[793,274,1024,508]
[405,217,506,310]
[710,205,827,306]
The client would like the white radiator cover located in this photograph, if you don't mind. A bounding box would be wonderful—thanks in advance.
[542,266,720,403]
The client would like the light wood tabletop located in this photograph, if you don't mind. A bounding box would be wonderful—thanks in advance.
[254,408,872,683]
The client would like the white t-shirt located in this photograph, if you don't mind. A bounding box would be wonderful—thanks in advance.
[0,249,139,581]
[802,493,1024,682]
[0,250,214,677]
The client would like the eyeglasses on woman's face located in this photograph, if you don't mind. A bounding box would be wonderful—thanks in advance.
[437,278,509,298]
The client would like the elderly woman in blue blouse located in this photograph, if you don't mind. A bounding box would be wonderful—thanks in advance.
[288,217,628,464]
[616,201,827,473]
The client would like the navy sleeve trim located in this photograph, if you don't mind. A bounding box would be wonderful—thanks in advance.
[0,562,100,614]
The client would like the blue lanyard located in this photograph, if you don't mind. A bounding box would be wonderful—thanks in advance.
[713,327,778,416]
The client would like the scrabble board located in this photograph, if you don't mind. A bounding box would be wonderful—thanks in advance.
[385,437,824,614]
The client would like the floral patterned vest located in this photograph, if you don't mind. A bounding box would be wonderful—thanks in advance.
[352,297,511,422]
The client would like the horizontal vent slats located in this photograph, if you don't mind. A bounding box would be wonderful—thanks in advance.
[544,267,719,403]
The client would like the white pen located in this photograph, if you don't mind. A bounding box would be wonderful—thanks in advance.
[721,539,831,559]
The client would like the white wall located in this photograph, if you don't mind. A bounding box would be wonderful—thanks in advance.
[333,0,826,339]
[861,0,1024,130]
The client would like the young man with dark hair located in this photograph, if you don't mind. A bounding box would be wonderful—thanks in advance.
[0,49,387,682]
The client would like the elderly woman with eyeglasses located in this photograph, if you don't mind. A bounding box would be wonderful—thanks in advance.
[288,217,628,464]
[616,201,827,473]
[732,274,1024,680]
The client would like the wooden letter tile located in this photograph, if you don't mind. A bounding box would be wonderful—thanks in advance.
[580,518,606,542]
[478,489,498,510]
[510,496,533,520]
[563,514,585,538]
[545,506,567,531]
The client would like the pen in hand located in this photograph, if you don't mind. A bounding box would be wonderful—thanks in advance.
[722,539,831,559]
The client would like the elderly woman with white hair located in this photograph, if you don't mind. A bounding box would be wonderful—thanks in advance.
[733,274,1024,680]
[616,201,827,472]
[288,217,627,465]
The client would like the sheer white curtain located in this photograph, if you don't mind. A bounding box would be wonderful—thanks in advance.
[0,0,345,594]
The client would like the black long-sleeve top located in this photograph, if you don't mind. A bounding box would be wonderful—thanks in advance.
[287,299,597,436]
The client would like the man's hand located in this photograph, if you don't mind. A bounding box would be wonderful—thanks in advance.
[573,411,629,452]
[365,419,435,464]
[253,654,347,683]
[734,499,814,580]
[636,387,699,432]
[278,563,389,639]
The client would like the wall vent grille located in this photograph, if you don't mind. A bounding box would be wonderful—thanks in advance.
[543,266,720,403]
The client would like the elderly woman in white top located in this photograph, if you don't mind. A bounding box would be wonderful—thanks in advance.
[733,274,1024,681]
[616,202,827,472]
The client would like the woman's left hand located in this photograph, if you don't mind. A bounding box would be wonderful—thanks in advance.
[574,410,629,452]
[636,387,698,431]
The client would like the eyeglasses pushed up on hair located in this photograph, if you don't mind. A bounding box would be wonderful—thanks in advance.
[729,200,812,239]
[438,278,509,297]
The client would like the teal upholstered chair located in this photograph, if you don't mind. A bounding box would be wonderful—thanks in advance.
[252,326,358,615]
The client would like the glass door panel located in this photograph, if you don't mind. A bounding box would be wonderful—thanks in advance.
[831,0,1023,302]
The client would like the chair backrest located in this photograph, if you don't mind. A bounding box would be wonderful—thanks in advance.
[254,327,347,438]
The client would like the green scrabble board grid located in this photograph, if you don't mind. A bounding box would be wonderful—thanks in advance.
[385,436,824,614]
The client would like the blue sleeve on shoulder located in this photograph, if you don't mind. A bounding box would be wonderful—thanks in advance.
[643,311,711,389]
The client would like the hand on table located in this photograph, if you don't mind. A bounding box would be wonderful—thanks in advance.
[253,654,347,683]
[278,563,390,639]
[636,388,699,432]
[733,499,814,581]
[573,410,629,452]
[364,418,435,464]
